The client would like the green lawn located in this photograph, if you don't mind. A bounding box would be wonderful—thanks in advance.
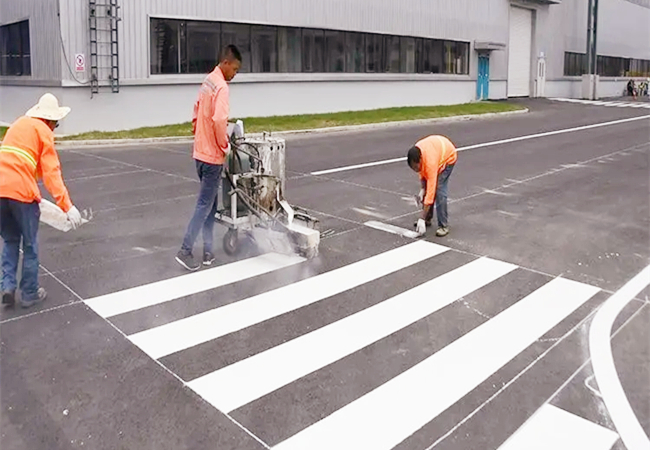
[59,101,524,141]
[0,126,7,141]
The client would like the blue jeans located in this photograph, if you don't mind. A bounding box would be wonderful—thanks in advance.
[180,160,223,255]
[426,163,455,228]
[1,198,41,299]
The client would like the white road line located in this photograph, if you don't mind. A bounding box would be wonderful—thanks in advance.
[188,257,516,413]
[311,157,406,175]
[364,220,421,239]
[309,115,650,175]
[84,252,306,318]
[273,277,600,450]
[128,241,448,359]
[497,404,619,450]
[589,264,650,450]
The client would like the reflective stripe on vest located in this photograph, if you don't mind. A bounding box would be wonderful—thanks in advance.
[0,145,37,169]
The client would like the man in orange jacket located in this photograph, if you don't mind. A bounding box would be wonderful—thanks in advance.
[1,93,82,308]
[407,134,458,237]
[176,45,242,271]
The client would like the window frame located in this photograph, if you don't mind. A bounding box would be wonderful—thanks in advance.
[0,19,31,77]
[564,51,650,78]
[148,17,472,78]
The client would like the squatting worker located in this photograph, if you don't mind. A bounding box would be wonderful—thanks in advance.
[176,44,242,271]
[0,93,83,308]
[407,135,457,237]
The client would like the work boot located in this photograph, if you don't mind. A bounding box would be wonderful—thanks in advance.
[436,227,449,237]
[175,250,200,271]
[203,252,216,266]
[2,290,15,307]
[21,287,47,309]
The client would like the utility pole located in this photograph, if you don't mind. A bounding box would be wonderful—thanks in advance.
[585,0,599,98]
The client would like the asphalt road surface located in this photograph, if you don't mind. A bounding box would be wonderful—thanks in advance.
[1,98,649,450]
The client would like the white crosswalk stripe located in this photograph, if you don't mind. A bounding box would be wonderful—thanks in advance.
[497,404,619,450]
[273,277,600,450]
[551,97,650,109]
[188,256,517,413]
[84,241,611,449]
[129,240,448,359]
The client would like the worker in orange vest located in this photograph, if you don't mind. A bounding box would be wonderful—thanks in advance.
[176,45,241,271]
[0,93,82,308]
[407,135,458,237]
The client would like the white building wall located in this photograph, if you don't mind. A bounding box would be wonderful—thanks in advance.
[1,77,479,134]
[55,0,511,84]
[596,0,650,59]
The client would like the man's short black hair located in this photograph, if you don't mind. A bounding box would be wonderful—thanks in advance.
[220,44,242,63]
[407,145,421,167]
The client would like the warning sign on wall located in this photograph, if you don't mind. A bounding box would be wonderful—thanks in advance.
[74,54,85,72]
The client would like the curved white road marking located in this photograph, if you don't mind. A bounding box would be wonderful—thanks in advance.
[589,264,650,450]
[310,114,650,175]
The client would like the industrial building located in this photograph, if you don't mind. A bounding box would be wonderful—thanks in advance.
[1,0,649,134]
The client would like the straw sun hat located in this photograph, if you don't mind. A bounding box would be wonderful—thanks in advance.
[25,93,71,122]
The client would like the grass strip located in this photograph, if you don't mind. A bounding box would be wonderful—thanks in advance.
[1,102,524,142]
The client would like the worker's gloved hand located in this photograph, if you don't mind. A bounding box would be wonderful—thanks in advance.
[416,218,427,235]
[66,206,83,230]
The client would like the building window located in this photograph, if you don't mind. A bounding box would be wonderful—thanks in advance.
[251,25,277,73]
[222,23,251,73]
[384,36,401,73]
[444,41,469,75]
[0,20,31,76]
[564,52,585,76]
[278,27,301,72]
[149,18,470,76]
[186,21,220,74]
[345,32,365,73]
[400,37,416,73]
[302,29,324,73]
[324,30,345,73]
[417,39,443,73]
[365,34,383,73]
[564,52,650,77]
[150,18,180,74]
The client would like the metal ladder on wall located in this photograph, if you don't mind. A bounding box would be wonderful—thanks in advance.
[89,0,120,95]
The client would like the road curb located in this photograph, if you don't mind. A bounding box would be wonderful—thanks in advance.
[54,108,529,149]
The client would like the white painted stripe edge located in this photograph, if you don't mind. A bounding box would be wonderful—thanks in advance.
[84,252,306,318]
[309,115,650,175]
[128,241,449,359]
[273,277,599,450]
[497,404,619,450]
[364,221,421,239]
[187,257,517,413]
[588,264,650,450]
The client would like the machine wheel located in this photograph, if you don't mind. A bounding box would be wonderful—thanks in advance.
[223,229,239,256]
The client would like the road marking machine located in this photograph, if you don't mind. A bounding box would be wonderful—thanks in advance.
[214,121,320,259]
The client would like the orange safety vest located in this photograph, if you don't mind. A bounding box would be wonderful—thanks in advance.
[0,116,72,212]
[417,135,458,206]
[192,66,230,165]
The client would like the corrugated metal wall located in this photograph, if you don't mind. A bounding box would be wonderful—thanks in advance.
[57,0,512,83]
[539,0,650,79]
[7,0,648,85]
[0,0,62,81]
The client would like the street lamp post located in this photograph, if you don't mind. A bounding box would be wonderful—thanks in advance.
[585,0,599,99]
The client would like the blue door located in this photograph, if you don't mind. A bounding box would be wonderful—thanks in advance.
[476,55,490,100]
